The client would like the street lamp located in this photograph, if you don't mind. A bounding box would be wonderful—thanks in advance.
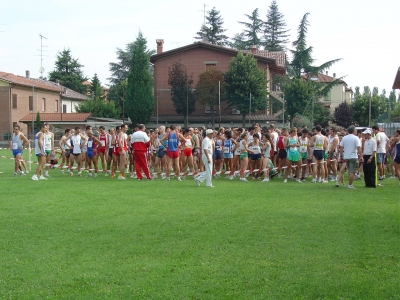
[310,75,319,127]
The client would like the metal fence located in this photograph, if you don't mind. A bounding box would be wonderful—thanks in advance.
[377,123,400,136]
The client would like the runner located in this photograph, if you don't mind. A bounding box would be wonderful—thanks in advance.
[284,127,302,183]
[43,124,55,177]
[118,124,128,179]
[181,128,195,173]
[152,126,168,179]
[213,131,223,176]
[248,133,263,180]
[277,128,288,178]
[310,125,328,183]
[239,132,251,182]
[31,123,47,181]
[86,128,102,177]
[69,127,87,176]
[159,125,185,181]
[390,129,400,187]
[327,127,339,184]
[58,129,71,174]
[110,126,121,178]
[372,125,389,181]
[299,128,310,181]
[98,126,109,172]
[260,132,272,182]
[223,130,237,180]
[10,125,29,176]
[105,128,114,176]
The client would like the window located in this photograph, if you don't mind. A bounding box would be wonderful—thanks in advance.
[12,94,17,109]
[63,104,67,113]
[55,100,59,112]
[42,98,46,111]
[29,96,33,111]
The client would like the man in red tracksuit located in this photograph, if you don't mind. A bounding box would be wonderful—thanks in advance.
[131,124,151,180]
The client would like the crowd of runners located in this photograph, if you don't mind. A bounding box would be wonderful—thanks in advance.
[9,122,400,188]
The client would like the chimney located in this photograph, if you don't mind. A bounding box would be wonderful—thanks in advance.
[156,39,164,54]
[26,70,30,79]
[250,45,257,54]
[333,73,336,78]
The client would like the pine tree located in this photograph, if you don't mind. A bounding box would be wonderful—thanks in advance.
[237,8,263,49]
[125,32,154,124]
[48,49,87,94]
[229,33,248,50]
[194,7,228,46]
[263,0,290,51]
[167,60,196,128]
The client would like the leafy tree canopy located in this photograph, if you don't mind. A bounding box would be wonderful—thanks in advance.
[75,99,121,119]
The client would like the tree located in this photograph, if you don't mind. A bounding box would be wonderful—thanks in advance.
[263,0,290,51]
[196,69,225,128]
[332,102,353,128]
[284,13,342,126]
[229,32,249,50]
[237,8,263,49]
[194,7,228,46]
[75,100,121,119]
[125,32,154,124]
[351,86,386,126]
[48,49,87,94]
[108,38,155,119]
[168,60,196,128]
[89,73,105,102]
[224,52,268,127]
[35,112,41,132]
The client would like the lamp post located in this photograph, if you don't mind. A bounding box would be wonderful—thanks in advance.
[310,76,319,127]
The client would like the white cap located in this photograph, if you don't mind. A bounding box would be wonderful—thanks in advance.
[206,129,213,135]
[363,129,371,134]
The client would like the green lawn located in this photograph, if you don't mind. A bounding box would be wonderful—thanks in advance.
[0,150,399,299]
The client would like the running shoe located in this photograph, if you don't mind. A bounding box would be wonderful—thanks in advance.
[13,173,17,177]
[177,176,182,181]
[94,173,98,178]
[347,185,355,189]
[165,177,170,181]
[311,178,317,183]
[60,170,64,174]
[335,181,339,187]
[31,175,38,181]
[25,170,29,174]
[39,175,47,180]
[262,178,270,182]
[20,171,25,176]
[240,178,248,182]
[229,175,234,180]
[195,179,200,186]
[283,179,287,183]
[118,175,126,180]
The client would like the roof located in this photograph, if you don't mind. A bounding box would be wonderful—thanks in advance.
[0,71,88,100]
[302,73,345,84]
[150,42,286,71]
[19,113,91,123]
[393,67,400,89]
[149,114,280,123]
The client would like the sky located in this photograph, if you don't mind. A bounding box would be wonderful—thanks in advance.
[1,0,399,97]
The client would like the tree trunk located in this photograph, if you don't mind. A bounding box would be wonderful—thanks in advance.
[211,105,215,128]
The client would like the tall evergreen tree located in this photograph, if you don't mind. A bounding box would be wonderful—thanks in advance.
[167,60,196,128]
[125,32,154,124]
[237,8,263,49]
[224,52,268,127]
[263,0,290,51]
[89,73,104,102]
[194,7,228,46]
[49,49,87,94]
[229,33,248,50]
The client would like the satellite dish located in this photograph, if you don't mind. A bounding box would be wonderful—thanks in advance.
[38,67,45,74]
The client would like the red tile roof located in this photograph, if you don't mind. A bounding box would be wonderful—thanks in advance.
[0,71,61,92]
[19,113,91,122]
[302,73,346,84]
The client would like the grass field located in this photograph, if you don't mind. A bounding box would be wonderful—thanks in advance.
[0,149,399,299]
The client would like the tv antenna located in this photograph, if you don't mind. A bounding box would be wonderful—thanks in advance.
[199,4,208,26]
[171,42,183,47]
[38,34,48,78]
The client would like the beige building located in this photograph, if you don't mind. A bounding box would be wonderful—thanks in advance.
[306,72,353,114]
[0,70,87,141]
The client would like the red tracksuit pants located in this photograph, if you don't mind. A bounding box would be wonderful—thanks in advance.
[133,151,150,179]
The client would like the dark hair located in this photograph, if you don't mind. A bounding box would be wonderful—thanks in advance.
[372,125,379,131]
[138,124,145,130]
[263,133,271,141]
[86,125,92,130]
[65,129,71,134]
[302,128,308,134]
[224,130,232,139]
[330,126,337,133]
[74,126,80,131]
[170,125,176,130]
[116,126,121,131]
[99,126,105,130]
[253,133,259,139]
[315,125,322,132]
[249,126,255,131]
[321,128,327,136]
[184,128,190,134]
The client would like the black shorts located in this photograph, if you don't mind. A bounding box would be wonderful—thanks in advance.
[394,156,400,164]
[65,149,70,158]
[157,149,166,158]
[278,149,287,159]
[213,151,222,160]
[313,150,324,161]
[108,148,113,158]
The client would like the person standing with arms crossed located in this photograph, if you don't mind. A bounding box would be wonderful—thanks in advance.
[195,129,215,187]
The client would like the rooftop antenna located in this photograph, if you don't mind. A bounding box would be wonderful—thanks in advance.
[38,34,48,79]
[199,4,208,26]
[171,42,183,47]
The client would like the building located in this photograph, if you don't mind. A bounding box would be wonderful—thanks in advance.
[393,67,400,90]
[0,70,88,141]
[149,40,286,128]
[303,72,353,114]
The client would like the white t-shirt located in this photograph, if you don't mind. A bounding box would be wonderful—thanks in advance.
[202,137,213,161]
[363,138,377,155]
[375,132,388,154]
[271,131,278,152]
[340,134,361,159]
